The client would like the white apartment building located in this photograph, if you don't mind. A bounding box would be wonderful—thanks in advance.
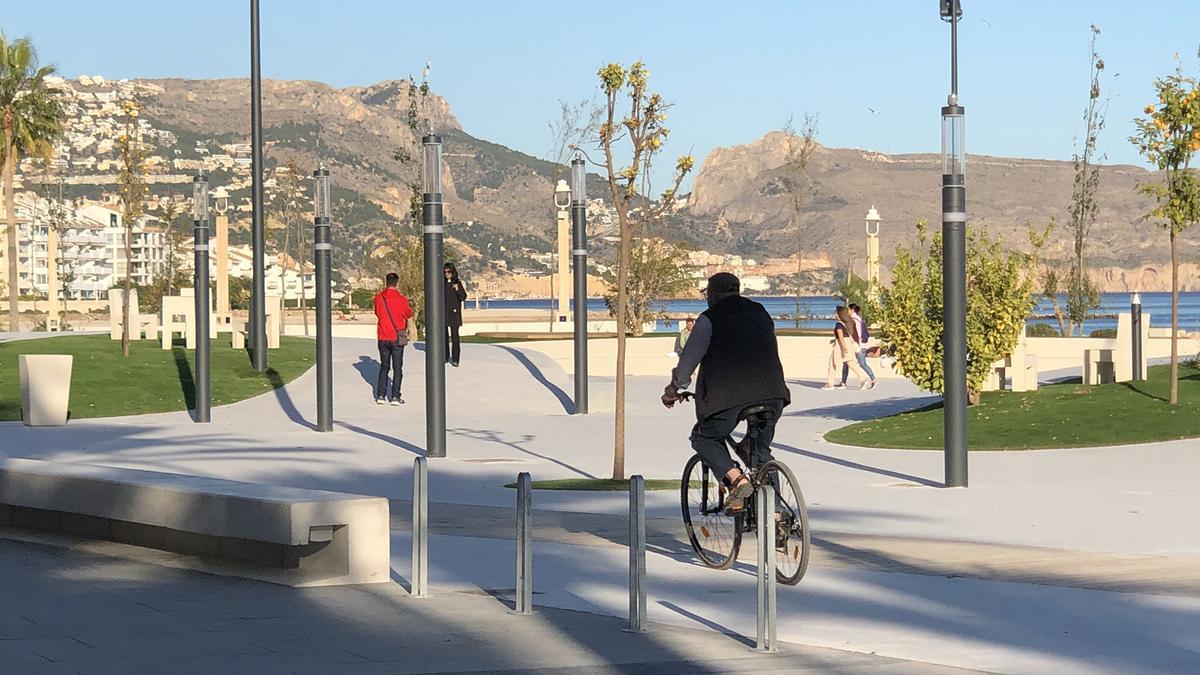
[177,239,318,303]
[13,195,168,300]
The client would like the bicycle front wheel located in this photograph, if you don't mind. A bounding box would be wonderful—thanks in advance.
[681,454,743,570]
[759,459,811,585]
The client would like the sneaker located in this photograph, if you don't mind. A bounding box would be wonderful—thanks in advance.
[375,398,386,405]
[833,383,847,390]
[821,384,836,390]
[860,381,871,390]
[390,398,404,406]
[451,361,460,368]
[868,379,878,390]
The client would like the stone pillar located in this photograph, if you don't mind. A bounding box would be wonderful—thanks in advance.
[215,211,230,326]
[47,225,60,331]
[556,206,570,323]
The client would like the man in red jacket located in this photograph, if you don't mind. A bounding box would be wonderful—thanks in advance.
[374,272,414,405]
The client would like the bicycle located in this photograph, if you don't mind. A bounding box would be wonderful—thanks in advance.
[677,394,811,585]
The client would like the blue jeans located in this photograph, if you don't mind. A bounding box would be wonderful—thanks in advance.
[842,351,876,384]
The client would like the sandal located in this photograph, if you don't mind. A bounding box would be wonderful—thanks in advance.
[721,472,754,514]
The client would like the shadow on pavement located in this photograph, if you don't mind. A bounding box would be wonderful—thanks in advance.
[771,440,942,488]
[490,345,575,414]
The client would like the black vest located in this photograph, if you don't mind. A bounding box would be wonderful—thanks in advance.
[696,295,791,419]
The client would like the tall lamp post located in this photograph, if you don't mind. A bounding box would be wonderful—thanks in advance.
[570,154,589,414]
[940,0,968,487]
[554,180,571,325]
[865,206,881,300]
[313,165,333,432]
[249,0,267,372]
[423,135,447,457]
[193,174,211,423]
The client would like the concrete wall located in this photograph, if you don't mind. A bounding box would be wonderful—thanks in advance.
[506,332,1199,382]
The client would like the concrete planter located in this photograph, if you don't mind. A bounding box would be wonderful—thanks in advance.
[18,355,74,426]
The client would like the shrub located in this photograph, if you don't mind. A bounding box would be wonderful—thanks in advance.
[1027,322,1059,337]
[876,219,1035,399]
[1089,328,1118,338]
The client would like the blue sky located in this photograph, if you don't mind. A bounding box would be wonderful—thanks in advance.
[6,1,1200,188]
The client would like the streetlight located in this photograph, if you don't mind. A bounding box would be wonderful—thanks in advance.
[193,173,211,423]
[940,0,968,487]
[249,0,267,373]
[423,134,447,457]
[313,165,333,432]
[554,179,571,324]
[864,206,881,298]
[570,154,589,415]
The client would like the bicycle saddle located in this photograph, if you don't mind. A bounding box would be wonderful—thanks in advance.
[738,404,776,424]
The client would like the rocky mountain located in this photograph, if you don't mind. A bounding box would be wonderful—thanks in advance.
[686,131,1197,285]
[99,79,1199,291]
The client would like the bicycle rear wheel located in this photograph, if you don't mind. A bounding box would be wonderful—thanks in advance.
[681,454,742,569]
[758,459,811,585]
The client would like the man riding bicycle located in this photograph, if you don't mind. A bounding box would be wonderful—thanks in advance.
[662,272,791,511]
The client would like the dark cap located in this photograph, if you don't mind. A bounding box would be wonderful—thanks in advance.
[704,272,740,294]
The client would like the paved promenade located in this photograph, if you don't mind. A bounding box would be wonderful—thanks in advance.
[2,337,1198,672]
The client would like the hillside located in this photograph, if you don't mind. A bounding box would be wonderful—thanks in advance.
[685,131,1197,289]
[37,76,1198,293]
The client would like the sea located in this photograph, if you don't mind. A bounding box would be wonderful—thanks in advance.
[473,292,1200,335]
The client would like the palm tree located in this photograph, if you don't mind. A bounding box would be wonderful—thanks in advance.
[1,34,63,330]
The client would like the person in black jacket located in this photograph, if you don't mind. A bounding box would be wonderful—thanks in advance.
[444,262,468,366]
[662,272,790,510]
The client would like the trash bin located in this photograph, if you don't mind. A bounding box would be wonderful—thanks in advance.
[18,354,73,426]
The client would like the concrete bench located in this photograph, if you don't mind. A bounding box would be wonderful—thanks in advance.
[983,327,1038,393]
[107,288,158,341]
[0,458,389,587]
[232,294,283,350]
[988,353,1038,393]
[1083,348,1116,385]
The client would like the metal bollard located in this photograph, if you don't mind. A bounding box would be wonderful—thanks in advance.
[1131,292,1143,381]
[513,472,533,615]
[411,456,428,597]
[755,484,778,653]
[624,475,647,633]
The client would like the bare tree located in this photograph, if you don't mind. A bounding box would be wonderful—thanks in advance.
[116,98,146,356]
[780,114,819,327]
[592,61,694,480]
[1063,24,1113,335]
[547,98,602,318]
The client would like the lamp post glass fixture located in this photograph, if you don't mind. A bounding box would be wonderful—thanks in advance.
[423,134,448,457]
[570,154,589,414]
[940,0,968,487]
[864,206,881,297]
[313,166,333,432]
[192,174,211,423]
[554,179,571,323]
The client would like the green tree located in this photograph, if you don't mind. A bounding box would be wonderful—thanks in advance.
[1,34,64,330]
[116,98,147,357]
[593,61,694,480]
[1129,62,1200,405]
[601,237,694,334]
[875,219,1034,404]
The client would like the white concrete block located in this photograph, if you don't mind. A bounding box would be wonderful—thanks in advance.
[0,458,390,587]
[17,355,73,426]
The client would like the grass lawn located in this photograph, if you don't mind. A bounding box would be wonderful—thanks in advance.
[1,334,314,421]
[824,362,1200,450]
[503,478,685,491]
